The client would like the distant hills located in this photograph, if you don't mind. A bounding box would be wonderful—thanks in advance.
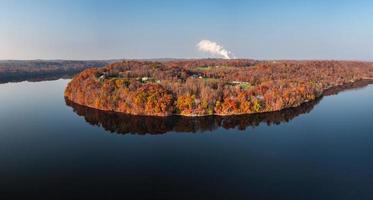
[0,58,253,83]
[0,60,113,83]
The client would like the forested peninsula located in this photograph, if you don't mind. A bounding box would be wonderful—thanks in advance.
[64,59,373,116]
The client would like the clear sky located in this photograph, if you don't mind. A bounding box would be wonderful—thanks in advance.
[1,0,373,60]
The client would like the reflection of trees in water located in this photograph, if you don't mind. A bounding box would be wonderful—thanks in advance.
[65,98,321,135]
[323,79,373,96]
[65,79,373,135]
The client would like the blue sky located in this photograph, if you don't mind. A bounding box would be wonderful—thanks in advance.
[0,0,372,60]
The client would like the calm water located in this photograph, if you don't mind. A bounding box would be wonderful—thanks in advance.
[1,79,373,200]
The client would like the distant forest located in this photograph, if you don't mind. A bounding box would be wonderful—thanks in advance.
[0,60,112,83]
[0,59,196,83]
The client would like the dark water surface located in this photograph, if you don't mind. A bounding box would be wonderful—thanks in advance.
[1,79,373,200]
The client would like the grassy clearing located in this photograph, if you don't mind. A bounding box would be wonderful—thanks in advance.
[239,82,251,89]
[195,66,213,71]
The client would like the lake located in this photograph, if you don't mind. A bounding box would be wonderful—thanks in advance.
[1,79,373,200]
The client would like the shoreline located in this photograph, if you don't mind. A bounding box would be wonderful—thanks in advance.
[65,78,373,118]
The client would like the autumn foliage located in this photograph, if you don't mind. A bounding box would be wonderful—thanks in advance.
[64,59,373,116]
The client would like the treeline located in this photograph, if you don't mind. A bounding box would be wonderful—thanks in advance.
[64,59,373,116]
[0,60,112,83]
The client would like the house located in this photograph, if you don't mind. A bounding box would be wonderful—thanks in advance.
[98,72,108,80]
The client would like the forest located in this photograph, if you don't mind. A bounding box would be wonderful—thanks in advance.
[64,59,373,116]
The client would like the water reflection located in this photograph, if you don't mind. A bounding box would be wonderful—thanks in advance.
[65,98,321,135]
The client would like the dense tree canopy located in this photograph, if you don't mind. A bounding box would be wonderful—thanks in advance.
[65,59,373,116]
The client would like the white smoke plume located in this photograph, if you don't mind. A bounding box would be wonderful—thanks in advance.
[197,39,232,59]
